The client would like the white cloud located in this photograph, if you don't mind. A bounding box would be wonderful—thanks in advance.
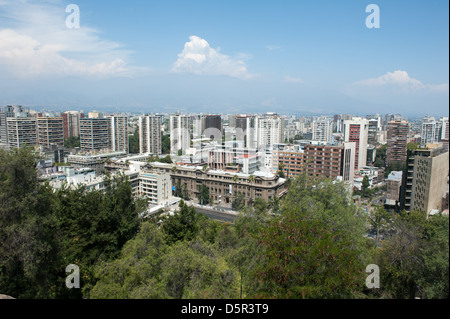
[171,35,255,80]
[0,0,141,78]
[353,70,449,93]
[266,45,281,51]
[284,76,304,84]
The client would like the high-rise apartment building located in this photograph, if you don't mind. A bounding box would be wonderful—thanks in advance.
[80,118,111,151]
[343,118,369,171]
[386,120,409,166]
[311,117,333,144]
[256,113,284,148]
[170,114,191,155]
[0,105,30,145]
[7,117,38,149]
[37,117,64,149]
[109,116,129,153]
[62,111,84,139]
[403,146,449,216]
[421,116,441,145]
[139,115,161,155]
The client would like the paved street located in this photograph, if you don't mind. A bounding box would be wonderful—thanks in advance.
[193,206,238,223]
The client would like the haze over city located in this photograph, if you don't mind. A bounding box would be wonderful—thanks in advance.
[0,0,448,117]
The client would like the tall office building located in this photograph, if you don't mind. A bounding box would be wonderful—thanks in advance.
[311,117,333,143]
[204,115,222,140]
[139,115,161,155]
[386,120,409,166]
[170,114,191,155]
[37,117,64,149]
[7,117,38,149]
[80,118,111,151]
[343,117,369,171]
[403,146,449,216]
[109,116,129,153]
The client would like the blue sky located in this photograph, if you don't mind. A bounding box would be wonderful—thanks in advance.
[0,0,448,117]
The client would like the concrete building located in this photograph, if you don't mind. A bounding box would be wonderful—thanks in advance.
[421,116,441,145]
[272,146,304,179]
[386,120,409,166]
[256,113,285,148]
[139,115,161,155]
[37,117,64,149]
[303,142,356,183]
[6,117,38,149]
[403,146,449,216]
[62,111,84,139]
[109,116,129,153]
[68,151,127,174]
[80,118,111,151]
[204,115,222,140]
[343,117,369,171]
[311,117,333,144]
[385,171,403,210]
[144,162,288,206]
[170,114,191,155]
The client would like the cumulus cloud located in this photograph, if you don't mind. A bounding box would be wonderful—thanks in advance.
[284,76,304,84]
[0,0,141,78]
[353,70,448,93]
[171,35,255,79]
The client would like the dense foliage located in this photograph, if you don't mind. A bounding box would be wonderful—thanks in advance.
[0,147,448,299]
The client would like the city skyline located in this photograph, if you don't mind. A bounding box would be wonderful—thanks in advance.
[0,0,448,117]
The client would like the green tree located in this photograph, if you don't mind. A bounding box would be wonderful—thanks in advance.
[0,147,62,299]
[64,136,80,149]
[232,192,245,211]
[129,130,139,154]
[249,175,367,298]
[362,175,370,197]
[161,134,170,154]
[161,200,206,245]
[277,163,285,178]
[54,172,141,296]
[198,184,210,205]
[368,206,393,240]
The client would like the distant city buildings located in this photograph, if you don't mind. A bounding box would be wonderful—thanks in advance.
[2,104,448,216]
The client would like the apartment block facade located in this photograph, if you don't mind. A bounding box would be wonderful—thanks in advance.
[386,120,409,166]
[80,118,111,151]
[6,117,38,149]
[37,117,64,149]
[139,115,161,155]
[403,146,449,216]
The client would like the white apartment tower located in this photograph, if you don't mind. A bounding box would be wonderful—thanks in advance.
[256,113,285,148]
[109,116,129,153]
[139,115,161,155]
[343,117,369,171]
[170,114,191,155]
[312,117,333,143]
